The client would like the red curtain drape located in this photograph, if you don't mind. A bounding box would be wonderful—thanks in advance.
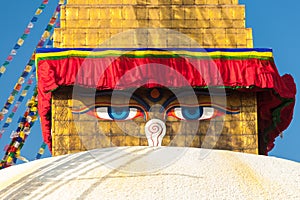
[37,51,296,154]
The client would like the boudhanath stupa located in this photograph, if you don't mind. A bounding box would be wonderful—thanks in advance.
[0,0,299,199]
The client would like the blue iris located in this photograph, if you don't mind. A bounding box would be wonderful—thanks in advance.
[108,107,130,120]
[182,107,203,120]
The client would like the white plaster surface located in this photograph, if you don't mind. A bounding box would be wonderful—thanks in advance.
[0,147,299,199]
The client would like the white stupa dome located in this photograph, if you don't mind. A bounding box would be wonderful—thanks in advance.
[0,147,299,199]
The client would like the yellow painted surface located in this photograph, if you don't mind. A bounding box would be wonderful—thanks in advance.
[54,1,253,48]
[67,0,238,4]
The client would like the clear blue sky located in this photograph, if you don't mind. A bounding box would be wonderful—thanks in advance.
[239,0,300,162]
[0,0,299,163]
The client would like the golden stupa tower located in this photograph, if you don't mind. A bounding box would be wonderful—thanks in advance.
[54,0,253,48]
[49,0,259,156]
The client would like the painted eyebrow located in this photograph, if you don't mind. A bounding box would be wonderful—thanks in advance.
[160,90,230,112]
[90,90,151,111]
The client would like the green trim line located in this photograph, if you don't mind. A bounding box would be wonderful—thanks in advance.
[36,54,273,63]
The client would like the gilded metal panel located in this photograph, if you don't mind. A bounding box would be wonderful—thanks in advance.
[52,88,258,155]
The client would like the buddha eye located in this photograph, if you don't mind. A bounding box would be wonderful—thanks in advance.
[72,104,146,121]
[165,103,239,121]
[96,106,142,120]
[167,106,215,120]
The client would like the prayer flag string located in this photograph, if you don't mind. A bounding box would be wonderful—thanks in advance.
[0,1,65,168]
[0,3,62,124]
[0,70,35,139]
[0,59,35,123]
[0,87,38,169]
[0,0,49,78]
[35,142,47,160]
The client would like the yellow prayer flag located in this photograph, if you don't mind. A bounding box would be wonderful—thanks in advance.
[25,65,32,72]
[39,148,45,154]
[17,39,24,46]
[5,117,12,123]
[6,156,13,163]
[35,9,43,15]
[42,31,50,39]
[20,131,25,139]
[0,66,6,73]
